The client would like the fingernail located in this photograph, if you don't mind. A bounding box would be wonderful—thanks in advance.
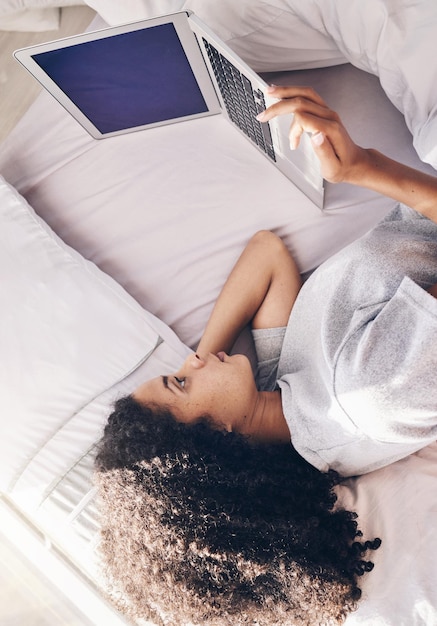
[311,132,324,147]
[266,84,277,93]
[256,111,266,122]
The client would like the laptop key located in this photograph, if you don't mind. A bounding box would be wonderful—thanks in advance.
[203,39,276,161]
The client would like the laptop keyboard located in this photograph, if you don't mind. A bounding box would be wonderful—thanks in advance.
[202,39,276,162]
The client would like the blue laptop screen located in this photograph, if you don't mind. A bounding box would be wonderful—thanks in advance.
[32,23,209,134]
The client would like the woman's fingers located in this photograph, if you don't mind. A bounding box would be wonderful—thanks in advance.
[304,113,366,183]
[257,94,335,126]
[255,85,364,183]
[256,87,340,150]
[309,130,342,182]
[266,84,328,108]
[288,110,344,181]
[287,109,338,150]
[287,109,335,150]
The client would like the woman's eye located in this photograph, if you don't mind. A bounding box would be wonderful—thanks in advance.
[175,376,186,388]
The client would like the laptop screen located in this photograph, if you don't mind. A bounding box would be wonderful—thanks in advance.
[32,23,208,134]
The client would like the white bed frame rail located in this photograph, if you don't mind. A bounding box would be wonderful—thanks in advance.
[0,495,139,626]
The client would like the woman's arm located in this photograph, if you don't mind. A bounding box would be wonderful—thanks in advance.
[257,86,437,223]
[196,230,301,358]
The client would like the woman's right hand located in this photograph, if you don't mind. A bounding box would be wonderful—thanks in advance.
[257,85,437,223]
[256,85,369,185]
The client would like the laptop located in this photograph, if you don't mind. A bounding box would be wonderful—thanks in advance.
[14,11,324,208]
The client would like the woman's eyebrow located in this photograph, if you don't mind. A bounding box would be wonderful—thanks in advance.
[162,375,179,395]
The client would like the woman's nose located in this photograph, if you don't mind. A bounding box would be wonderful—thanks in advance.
[186,353,205,369]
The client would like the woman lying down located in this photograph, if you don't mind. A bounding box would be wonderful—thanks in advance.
[94,87,437,626]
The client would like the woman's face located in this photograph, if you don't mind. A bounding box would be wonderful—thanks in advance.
[133,351,259,434]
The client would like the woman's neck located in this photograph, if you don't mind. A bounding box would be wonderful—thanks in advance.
[240,390,290,444]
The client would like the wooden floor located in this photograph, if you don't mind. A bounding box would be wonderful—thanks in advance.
[0,4,96,142]
[0,7,99,626]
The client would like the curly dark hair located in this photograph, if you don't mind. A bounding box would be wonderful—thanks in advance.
[94,395,380,626]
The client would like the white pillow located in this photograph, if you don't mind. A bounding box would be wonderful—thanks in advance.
[0,177,162,493]
[297,0,437,170]
[83,0,184,25]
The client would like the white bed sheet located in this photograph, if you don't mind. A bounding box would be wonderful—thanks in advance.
[1,62,435,350]
[1,11,437,626]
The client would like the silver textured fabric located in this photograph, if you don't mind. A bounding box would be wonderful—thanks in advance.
[254,204,437,476]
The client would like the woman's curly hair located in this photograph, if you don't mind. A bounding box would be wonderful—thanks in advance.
[94,395,380,626]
